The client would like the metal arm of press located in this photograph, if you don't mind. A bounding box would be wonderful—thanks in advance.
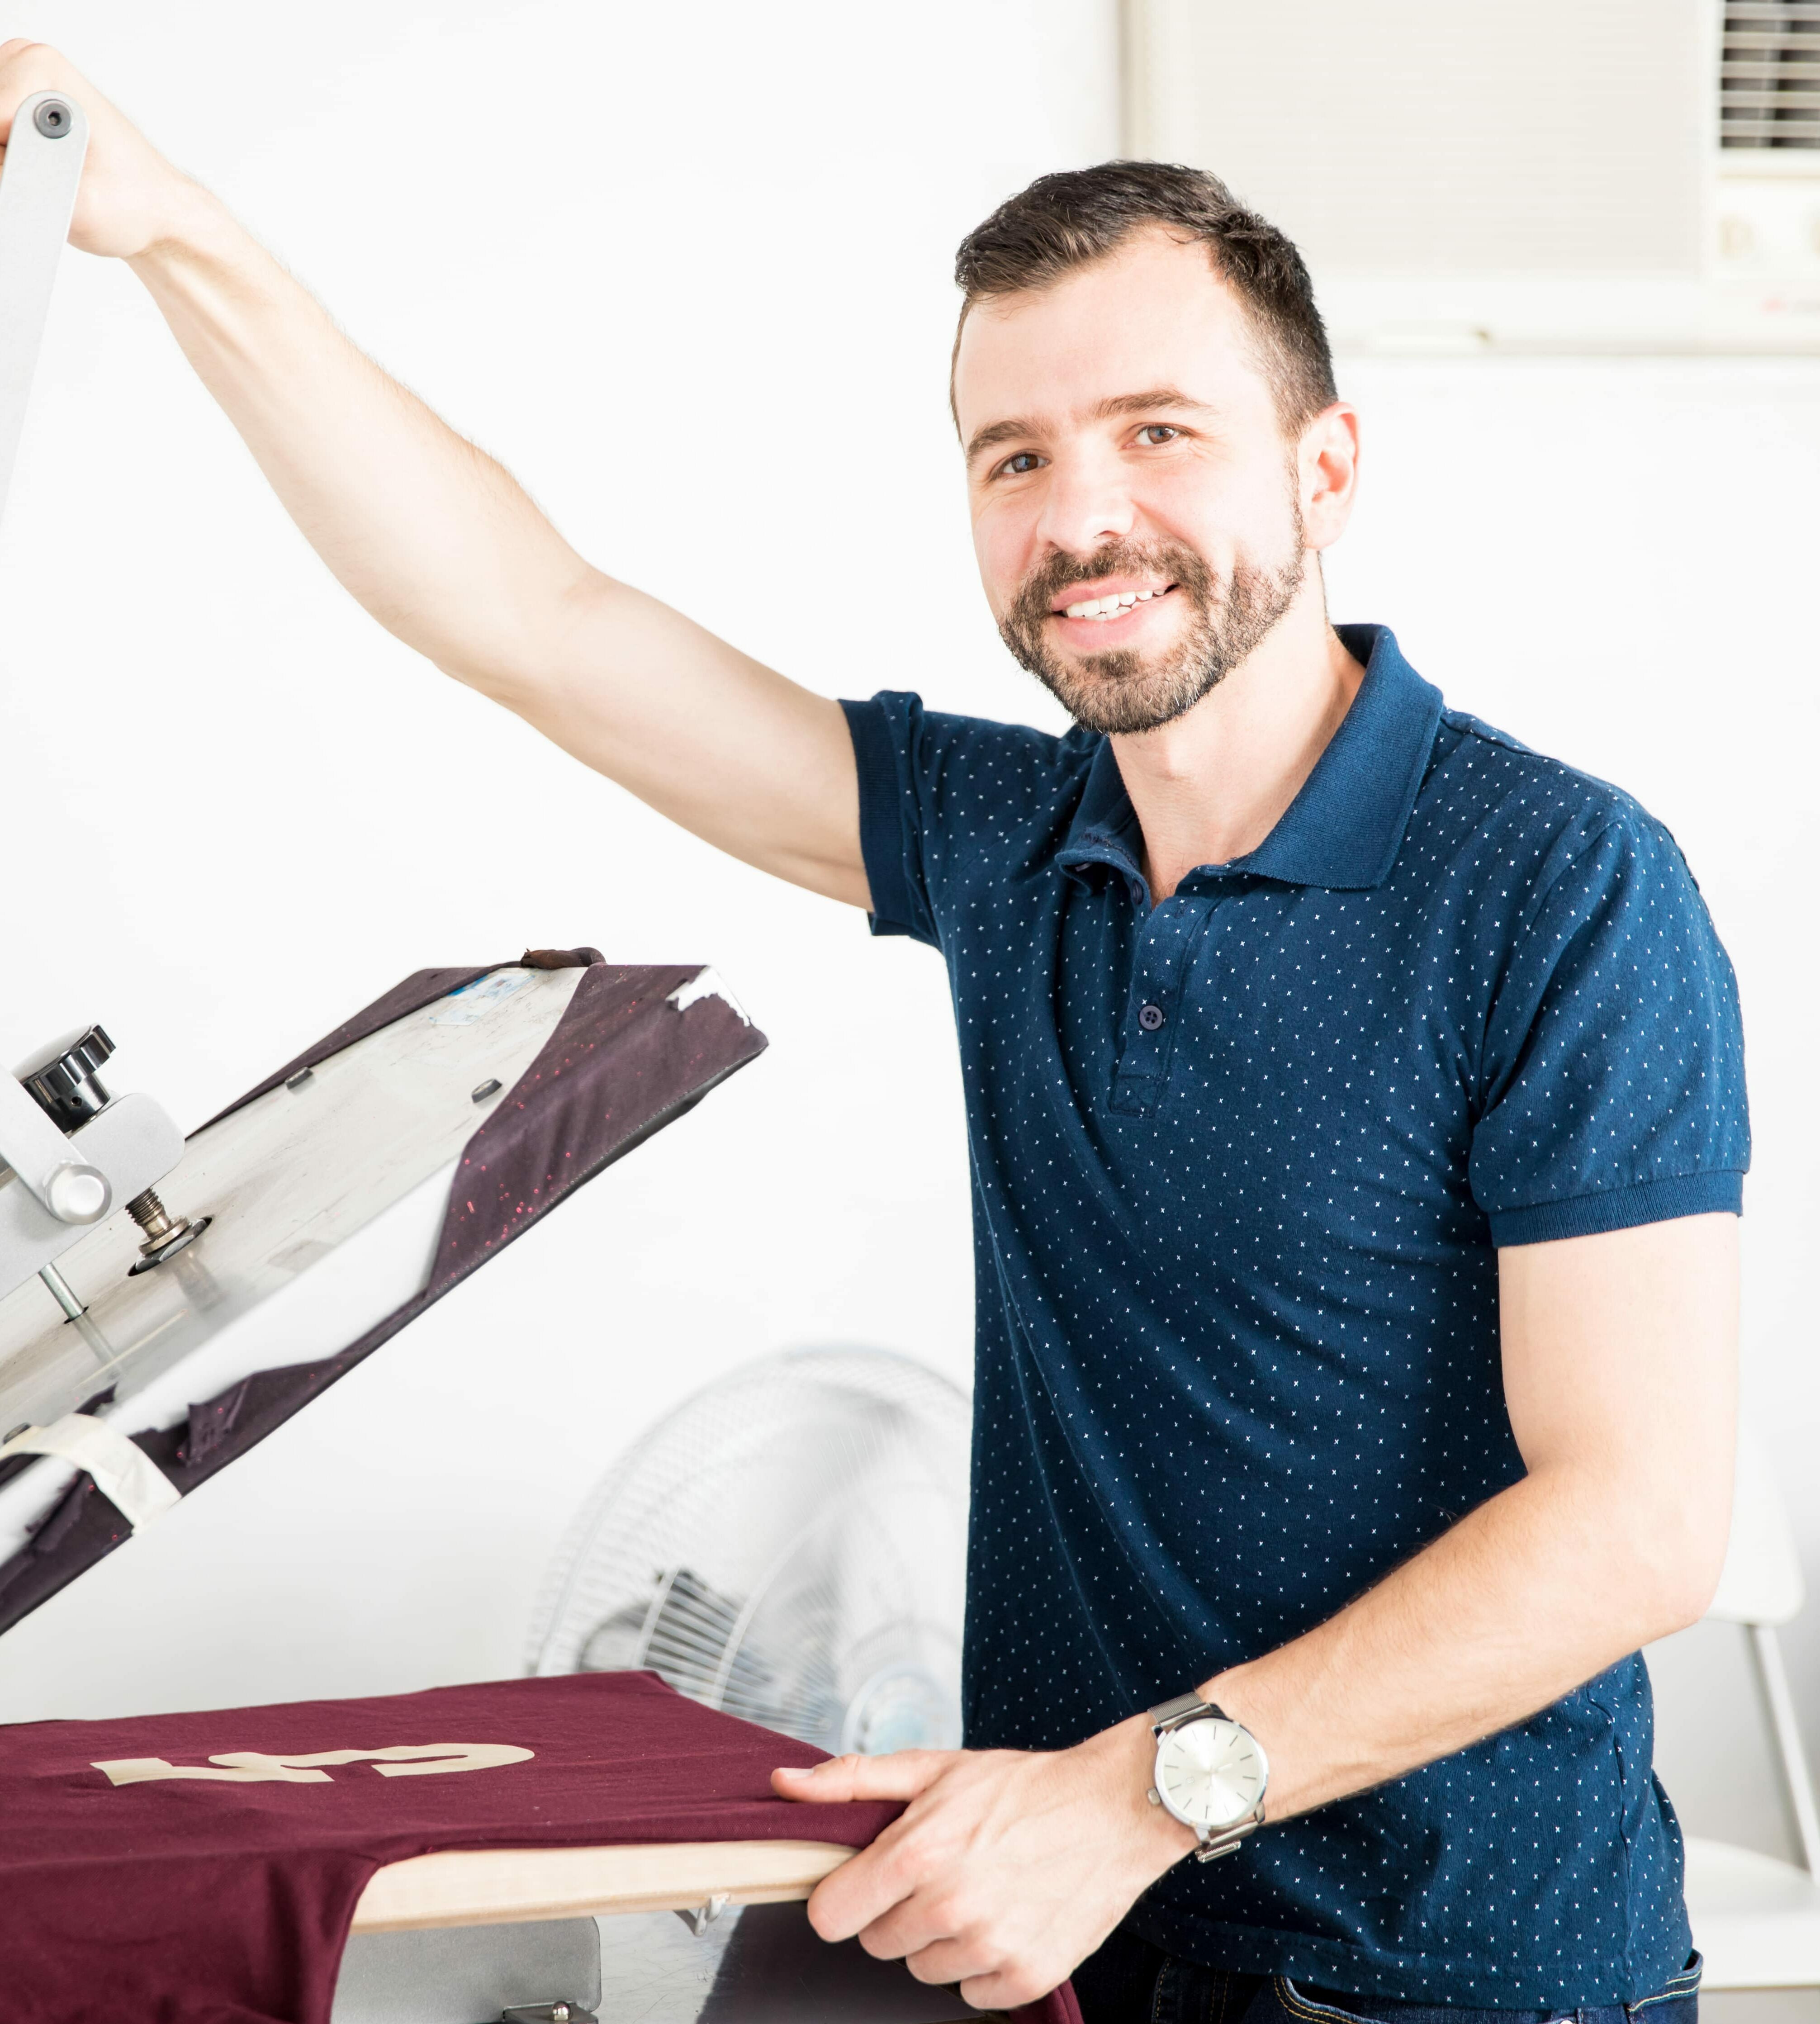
[0,90,88,540]
[0,95,196,1313]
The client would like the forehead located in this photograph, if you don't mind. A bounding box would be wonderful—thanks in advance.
[952,227,1274,448]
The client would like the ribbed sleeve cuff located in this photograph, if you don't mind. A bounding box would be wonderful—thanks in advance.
[1488,1170,1744,1247]
[840,696,917,938]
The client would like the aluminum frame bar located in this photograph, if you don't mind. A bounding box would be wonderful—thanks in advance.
[0,90,89,547]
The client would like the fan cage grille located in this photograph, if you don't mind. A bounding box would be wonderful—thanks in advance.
[526,1347,970,1754]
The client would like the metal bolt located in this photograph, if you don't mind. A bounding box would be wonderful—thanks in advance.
[128,1188,181,1243]
[124,1188,210,1272]
[33,99,71,138]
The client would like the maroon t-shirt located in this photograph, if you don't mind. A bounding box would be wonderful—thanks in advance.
[0,1670,1080,2024]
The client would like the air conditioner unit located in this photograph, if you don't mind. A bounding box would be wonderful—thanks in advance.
[1119,0,1820,354]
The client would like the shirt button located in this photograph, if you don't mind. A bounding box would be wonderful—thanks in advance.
[1138,1003,1166,1032]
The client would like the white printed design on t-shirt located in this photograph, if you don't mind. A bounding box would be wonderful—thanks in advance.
[90,1742,535,1786]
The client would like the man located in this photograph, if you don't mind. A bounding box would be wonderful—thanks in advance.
[0,42,1745,2022]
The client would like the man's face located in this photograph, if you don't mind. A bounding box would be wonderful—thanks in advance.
[953,228,1323,736]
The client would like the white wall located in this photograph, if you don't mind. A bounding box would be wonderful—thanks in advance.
[0,0,1105,1721]
[0,10,1815,1893]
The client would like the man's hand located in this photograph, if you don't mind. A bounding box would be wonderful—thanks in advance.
[772,1716,1193,2011]
[0,41,201,259]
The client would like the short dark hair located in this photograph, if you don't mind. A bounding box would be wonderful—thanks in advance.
[953,160,1337,434]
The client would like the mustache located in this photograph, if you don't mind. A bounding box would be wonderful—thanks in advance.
[1007,541,1214,635]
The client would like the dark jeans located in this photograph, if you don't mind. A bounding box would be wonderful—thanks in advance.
[1071,1927,1702,2024]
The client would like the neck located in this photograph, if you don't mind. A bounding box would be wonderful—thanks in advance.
[1109,576,1364,901]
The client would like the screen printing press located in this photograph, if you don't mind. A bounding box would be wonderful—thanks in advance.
[0,948,988,2024]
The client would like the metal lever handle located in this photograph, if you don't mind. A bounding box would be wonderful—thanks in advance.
[0,95,100,1221]
[0,89,90,548]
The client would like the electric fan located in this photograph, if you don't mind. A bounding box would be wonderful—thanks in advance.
[526,1347,970,1755]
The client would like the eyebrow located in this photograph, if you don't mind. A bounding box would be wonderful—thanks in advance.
[964,386,1216,465]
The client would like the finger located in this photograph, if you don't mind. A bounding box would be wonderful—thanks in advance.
[772,1749,954,1804]
[806,1802,956,1944]
[961,1967,1056,2012]
[0,41,56,143]
[804,1842,907,1943]
[857,1891,968,1965]
[905,1937,995,1988]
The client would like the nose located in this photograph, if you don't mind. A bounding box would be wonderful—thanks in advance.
[1033,442,1137,561]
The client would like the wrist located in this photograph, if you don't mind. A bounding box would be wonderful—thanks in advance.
[126,182,244,279]
[1077,1713,1199,1877]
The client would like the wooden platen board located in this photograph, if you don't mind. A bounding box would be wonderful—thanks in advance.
[351,1836,854,1934]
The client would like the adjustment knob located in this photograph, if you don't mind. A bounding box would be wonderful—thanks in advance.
[15,1025,116,1132]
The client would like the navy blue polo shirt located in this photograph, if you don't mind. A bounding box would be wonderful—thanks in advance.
[840,624,1748,2004]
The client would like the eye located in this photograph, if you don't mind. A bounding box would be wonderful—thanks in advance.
[1135,424,1181,446]
[994,450,1046,479]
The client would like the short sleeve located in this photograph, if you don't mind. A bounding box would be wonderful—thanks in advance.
[841,692,938,946]
[1469,814,1749,1247]
[840,690,1078,953]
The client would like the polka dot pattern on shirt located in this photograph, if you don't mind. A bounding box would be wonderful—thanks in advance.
[840,624,1748,2005]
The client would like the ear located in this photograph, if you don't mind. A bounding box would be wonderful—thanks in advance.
[1298,402,1360,552]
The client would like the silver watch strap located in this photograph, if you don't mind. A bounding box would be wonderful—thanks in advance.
[1190,1804,1264,1863]
[1149,1691,1222,1733]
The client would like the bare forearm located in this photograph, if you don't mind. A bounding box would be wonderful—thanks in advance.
[1206,1464,1720,1820]
[0,41,865,894]
[129,193,580,689]
[125,190,865,899]
[1198,1217,1739,1821]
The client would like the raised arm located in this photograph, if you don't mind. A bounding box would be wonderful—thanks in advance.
[0,42,867,907]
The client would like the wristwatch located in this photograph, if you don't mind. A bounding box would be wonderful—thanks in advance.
[1146,1692,1269,1862]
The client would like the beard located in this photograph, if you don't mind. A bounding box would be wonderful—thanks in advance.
[996,521,1306,737]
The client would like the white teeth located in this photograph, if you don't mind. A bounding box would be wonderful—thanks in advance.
[1062,587,1164,620]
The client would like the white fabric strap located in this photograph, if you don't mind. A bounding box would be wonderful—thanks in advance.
[0,1413,181,1531]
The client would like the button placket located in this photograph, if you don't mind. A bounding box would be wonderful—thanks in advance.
[1110,895,1215,1113]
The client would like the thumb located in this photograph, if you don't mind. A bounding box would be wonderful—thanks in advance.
[771,1749,954,1803]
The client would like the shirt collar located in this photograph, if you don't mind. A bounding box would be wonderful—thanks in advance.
[1057,622,1444,894]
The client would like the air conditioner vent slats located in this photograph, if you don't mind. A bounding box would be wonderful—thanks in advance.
[1722,1,1820,147]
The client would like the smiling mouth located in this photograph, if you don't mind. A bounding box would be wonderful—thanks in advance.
[1054,583,1178,623]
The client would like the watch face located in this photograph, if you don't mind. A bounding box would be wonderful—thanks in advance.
[1156,1717,1267,1830]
